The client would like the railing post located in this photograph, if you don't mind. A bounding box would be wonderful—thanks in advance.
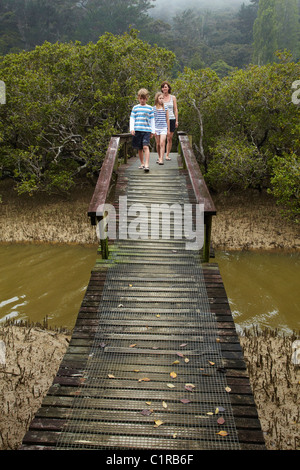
[203,214,212,263]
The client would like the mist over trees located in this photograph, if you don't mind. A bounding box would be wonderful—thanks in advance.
[1,0,299,68]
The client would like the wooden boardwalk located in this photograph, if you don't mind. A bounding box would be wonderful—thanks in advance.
[20,139,266,451]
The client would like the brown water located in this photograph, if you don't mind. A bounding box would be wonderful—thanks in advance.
[215,250,300,334]
[0,244,299,333]
[0,244,97,330]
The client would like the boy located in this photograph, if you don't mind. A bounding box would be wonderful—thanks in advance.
[130,88,155,172]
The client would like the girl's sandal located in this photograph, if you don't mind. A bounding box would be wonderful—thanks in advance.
[139,165,145,169]
[166,157,171,161]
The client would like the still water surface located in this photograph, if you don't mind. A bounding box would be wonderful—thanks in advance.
[215,251,300,334]
[0,244,299,333]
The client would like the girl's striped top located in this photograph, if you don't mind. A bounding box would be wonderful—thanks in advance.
[153,105,168,131]
[130,104,155,133]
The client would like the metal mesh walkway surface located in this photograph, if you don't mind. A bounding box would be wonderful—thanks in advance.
[20,153,266,450]
[54,154,240,450]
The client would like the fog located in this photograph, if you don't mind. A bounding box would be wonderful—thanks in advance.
[151,0,251,16]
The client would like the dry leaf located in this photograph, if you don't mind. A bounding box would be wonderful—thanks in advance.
[225,386,231,393]
[173,433,177,439]
[208,361,215,366]
[184,358,190,363]
[217,417,225,425]
[180,343,187,348]
[170,371,177,378]
[207,412,214,415]
[129,344,137,348]
[216,430,228,436]
[180,399,191,404]
[166,383,175,388]
[133,369,140,373]
[156,314,160,318]
[176,352,184,358]
[162,401,168,409]
[154,420,164,427]
[215,407,219,414]
[173,360,180,364]
[146,401,152,405]
[138,377,151,382]
[141,409,153,416]
[108,374,115,378]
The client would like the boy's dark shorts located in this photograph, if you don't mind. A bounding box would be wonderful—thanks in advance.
[132,131,151,149]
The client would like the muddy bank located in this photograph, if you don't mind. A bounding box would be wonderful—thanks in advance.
[0,324,299,450]
[0,179,299,251]
[0,324,70,450]
[211,190,299,252]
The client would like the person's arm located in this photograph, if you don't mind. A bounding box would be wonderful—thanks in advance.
[166,109,170,134]
[150,108,155,135]
[130,109,135,135]
[173,95,178,128]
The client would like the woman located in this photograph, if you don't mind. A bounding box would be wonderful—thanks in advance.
[161,81,178,160]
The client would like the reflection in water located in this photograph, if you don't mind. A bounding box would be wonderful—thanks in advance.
[0,244,97,329]
[0,245,299,333]
[215,251,300,334]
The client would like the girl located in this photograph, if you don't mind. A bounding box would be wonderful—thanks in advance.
[153,92,170,165]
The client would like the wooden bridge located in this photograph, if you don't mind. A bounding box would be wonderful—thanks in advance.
[20,133,266,451]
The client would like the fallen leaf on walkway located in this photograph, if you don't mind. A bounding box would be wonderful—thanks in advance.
[154,420,164,427]
[141,409,153,416]
[138,377,151,382]
[108,374,115,378]
[173,360,180,364]
[133,369,140,373]
[184,358,190,363]
[216,431,228,436]
[176,352,184,357]
[167,383,175,388]
[217,417,225,425]
[208,361,215,366]
[180,343,187,348]
[146,401,152,405]
[129,344,136,348]
[162,401,168,409]
[225,386,231,393]
[170,371,177,378]
[180,399,191,404]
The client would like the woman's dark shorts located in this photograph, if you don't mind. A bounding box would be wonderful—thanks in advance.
[132,131,151,149]
[169,119,176,133]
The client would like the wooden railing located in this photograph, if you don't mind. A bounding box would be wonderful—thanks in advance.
[178,132,216,262]
[88,131,216,262]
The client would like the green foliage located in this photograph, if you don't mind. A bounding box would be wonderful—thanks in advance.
[175,58,300,218]
[205,134,268,191]
[269,153,300,222]
[253,0,300,64]
[0,32,176,194]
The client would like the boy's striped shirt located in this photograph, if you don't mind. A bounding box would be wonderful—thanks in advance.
[130,104,155,133]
